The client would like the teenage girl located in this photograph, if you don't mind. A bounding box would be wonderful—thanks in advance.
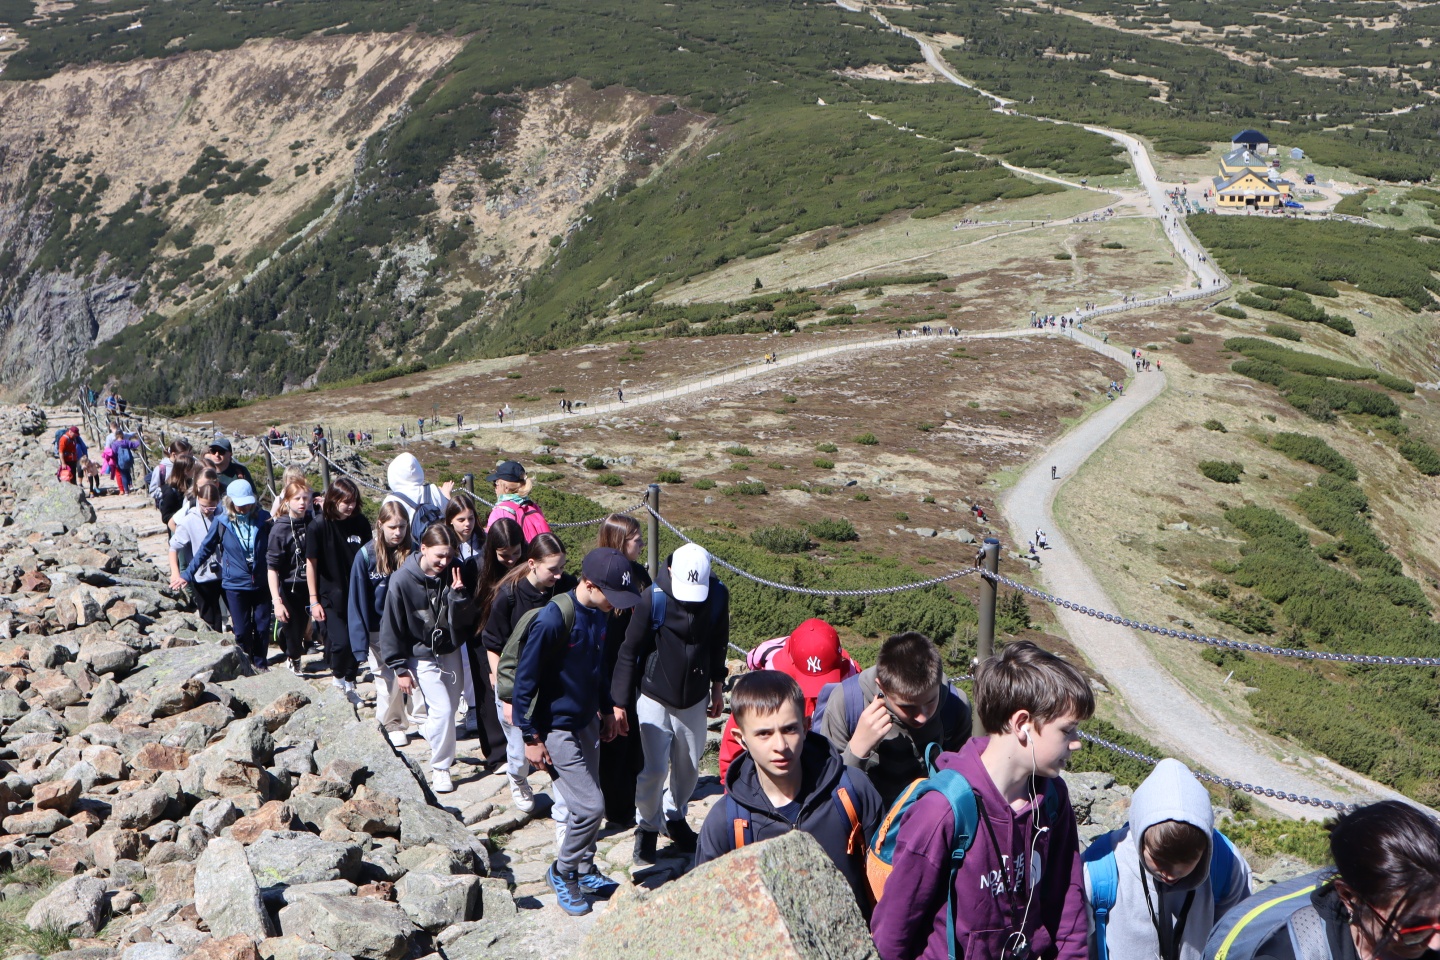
[349,502,417,747]
[267,479,314,674]
[306,478,372,702]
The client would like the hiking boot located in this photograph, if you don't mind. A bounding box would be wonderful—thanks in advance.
[577,865,620,900]
[287,659,301,674]
[633,829,658,865]
[509,774,536,814]
[431,769,454,794]
[666,818,698,854]
[387,730,409,748]
[546,862,591,916]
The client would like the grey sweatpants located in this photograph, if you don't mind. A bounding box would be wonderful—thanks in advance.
[545,718,603,874]
[635,693,709,834]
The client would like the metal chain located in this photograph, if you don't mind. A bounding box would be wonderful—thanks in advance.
[1077,731,1355,812]
[982,570,1440,667]
[646,505,978,597]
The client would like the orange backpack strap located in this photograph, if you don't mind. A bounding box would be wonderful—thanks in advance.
[836,784,862,857]
[733,819,747,849]
[727,793,750,849]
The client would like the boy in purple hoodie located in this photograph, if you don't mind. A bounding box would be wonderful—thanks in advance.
[870,640,1094,960]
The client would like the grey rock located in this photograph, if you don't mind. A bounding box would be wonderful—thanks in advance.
[13,484,96,530]
[213,716,275,767]
[194,836,275,939]
[277,894,418,960]
[110,787,169,830]
[24,875,108,937]
[78,639,139,676]
[579,831,877,960]
[0,689,28,721]
[294,695,427,805]
[395,844,469,876]
[122,945,185,960]
[120,642,244,695]
[3,707,65,742]
[191,797,242,836]
[86,678,126,724]
[913,527,938,538]
[272,740,317,779]
[396,871,481,932]
[223,668,314,714]
[950,529,977,544]
[246,831,359,887]
[262,879,358,906]
[28,636,74,669]
[399,800,488,873]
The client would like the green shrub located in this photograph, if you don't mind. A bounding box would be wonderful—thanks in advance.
[1100,241,1124,249]
[1203,419,1227,433]
[816,442,838,454]
[582,456,606,470]
[534,454,558,466]
[534,471,564,483]
[694,478,716,490]
[917,422,935,432]
[506,371,522,379]
[1265,323,1303,342]
[598,473,624,487]
[750,526,813,553]
[807,517,859,542]
[813,458,835,469]
[1269,433,1358,480]
[1175,333,1195,344]
[853,493,870,501]
[826,304,857,316]
[1054,252,1073,260]
[657,469,683,483]
[729,480,768,496]
[854,432,879,446]
[1399,439,1440,476]
[726,445,754,457]
[1214,307,1245,321]
[665,430,682,441]
[782,395,798,404]
[1199,460,1244,483]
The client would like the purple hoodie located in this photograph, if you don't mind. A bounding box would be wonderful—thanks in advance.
[869,736,1087,960]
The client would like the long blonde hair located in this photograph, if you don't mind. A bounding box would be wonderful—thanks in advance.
[494,476,534,498]
[373,501,413,576]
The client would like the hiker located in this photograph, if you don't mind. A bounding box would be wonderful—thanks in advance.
[382,453,452,547]
[348,502,419,747]
[870,640,1094,960]
[268,466,308,517]
[481,533,575,816]
[612,543,730,865]
[267,479,315,675]
[377,524,474,794]
[483,461,551,541]
[717,617,861,783]
[511,547,638,915]
[459,511,521,757]
[168,473,226,633]
[1051,465,1058,480]
[1084,759,1252,960]
[57,426,81,484]
[595,513,652,827]
[817,631,971,809]
[183,480,273,673]
[1206,800,1440,960]
[158,455,196,531]
[203,436,253,486]
[80,455,100,495]
[108,429,141,496]
[306,477,372,702]
[696,671,884,915]
[149,438,193,509]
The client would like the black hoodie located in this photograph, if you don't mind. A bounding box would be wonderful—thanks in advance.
[265,513,311,589]
[695,732,883,915]
[480,572,580,655]
[376,554,477,668]
[611,565,729,710]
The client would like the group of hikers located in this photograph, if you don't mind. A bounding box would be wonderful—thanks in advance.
[56,431,1440,957]
[54,421,142,494]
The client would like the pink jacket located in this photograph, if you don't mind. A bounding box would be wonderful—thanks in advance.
[485,499,551,542]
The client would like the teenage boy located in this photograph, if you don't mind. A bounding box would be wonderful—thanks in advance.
[611,543,730,864]
[512,547,639,917]
[1082,758,1252,960]
[695,671,883,915]
[870,640,1094,960]
[818,631,971,809]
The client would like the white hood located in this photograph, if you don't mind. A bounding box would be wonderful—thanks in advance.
[382,453,447,518]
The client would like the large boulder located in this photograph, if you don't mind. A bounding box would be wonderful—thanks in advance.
[276,894,417,960]
[246,831,359,887]
[395,871,482,932]
[289,694,427,805]
[13,483,96,530]
[579,831,878,960]
[195,837,275,940]
[25,875,109,937]
[120,642,245,695]
[398,800,488,873]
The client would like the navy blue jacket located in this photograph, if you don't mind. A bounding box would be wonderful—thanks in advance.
[183,510,272,592]
[511,590,612,737]
[347,545,390,663]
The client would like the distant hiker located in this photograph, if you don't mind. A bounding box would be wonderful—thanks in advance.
[456,412,464,428]
[116,394,128,415]
[418,417,425,438]
[57,426,81,484]
[616,388,624,403]
[1051,464,1058,480]
[498,408,505,423]
[150,438,193,509]
[81,456,100,495]
[108,429,141,496]
[484,461,551,541]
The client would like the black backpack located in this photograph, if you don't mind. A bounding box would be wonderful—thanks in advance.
[389,488,444,550]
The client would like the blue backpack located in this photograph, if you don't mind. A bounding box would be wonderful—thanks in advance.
[1084,828,1239,960]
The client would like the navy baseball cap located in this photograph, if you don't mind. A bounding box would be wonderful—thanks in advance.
[485,460,526,484]
[580,547,642,610]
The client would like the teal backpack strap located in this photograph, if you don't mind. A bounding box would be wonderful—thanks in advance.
[927,769,978,960]
[1210,830,1237,905]
[1082,832,1120,960]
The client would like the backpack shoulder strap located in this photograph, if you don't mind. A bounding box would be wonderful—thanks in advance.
[841,674,865,737]
[1288,905,1329,960]
[389,490,418,510]
[925,769,979,960]
[833,769,863,857]
[813,682,839,727]
[553,592,577,640]
[1082,832,1121,960]
[726,793,751,850]
[649,584,667,636]
[1211,830,1238,905]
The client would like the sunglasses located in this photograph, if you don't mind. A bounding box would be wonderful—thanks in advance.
[1357,898,1440,947]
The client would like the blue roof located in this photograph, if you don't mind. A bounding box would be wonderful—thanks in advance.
[1233,129,1269,144]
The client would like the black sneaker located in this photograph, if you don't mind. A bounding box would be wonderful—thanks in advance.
[666,818,698,854]
[577,865,620,900]
[633,828,658,865]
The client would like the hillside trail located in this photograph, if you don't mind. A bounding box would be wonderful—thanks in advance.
[845,1,1421,815]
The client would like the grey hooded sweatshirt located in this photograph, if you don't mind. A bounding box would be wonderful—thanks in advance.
[1083,758,1252,960]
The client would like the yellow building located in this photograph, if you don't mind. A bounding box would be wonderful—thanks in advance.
[1211,170,1292,210]
[1218,148,1271,178]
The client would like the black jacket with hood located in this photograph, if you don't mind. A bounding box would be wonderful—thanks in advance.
[611,565,729,711]
[480,572,580,655]
[376,553,477,669]
[695,732,883,916]
[265,513,311,590]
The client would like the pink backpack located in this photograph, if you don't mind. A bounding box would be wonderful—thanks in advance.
[486,500,552,542]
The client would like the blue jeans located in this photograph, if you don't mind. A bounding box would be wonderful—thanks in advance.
[225,588,272,663]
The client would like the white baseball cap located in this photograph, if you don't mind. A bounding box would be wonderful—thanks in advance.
[670,543,711,602]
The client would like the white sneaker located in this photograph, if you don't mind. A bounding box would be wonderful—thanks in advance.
[340,680,361,706]
[554,819,567,852]
[387,730,409,748]
[432,769,454,794]
[509,774,536,813]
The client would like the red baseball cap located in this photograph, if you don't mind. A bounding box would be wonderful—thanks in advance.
[772,618,848,700]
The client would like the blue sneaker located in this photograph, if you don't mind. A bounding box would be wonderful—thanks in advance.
[546,861,592,916]
[577,866,620,900]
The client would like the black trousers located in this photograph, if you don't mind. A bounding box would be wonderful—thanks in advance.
[275,585,309,662]
[190,579,225,634]
[321,600,356,682]
[599,700,645,826]
[463,643,507,762]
